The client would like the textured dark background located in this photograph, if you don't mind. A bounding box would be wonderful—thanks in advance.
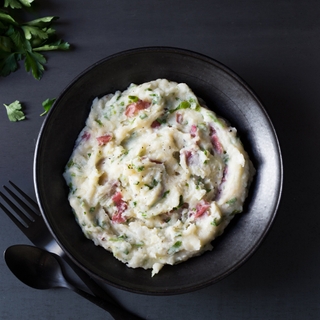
[1,1,319,319]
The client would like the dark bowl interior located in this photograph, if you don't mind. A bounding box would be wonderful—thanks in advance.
[34,47,282,295]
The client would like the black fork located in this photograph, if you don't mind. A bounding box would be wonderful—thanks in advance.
[0,181,59,252]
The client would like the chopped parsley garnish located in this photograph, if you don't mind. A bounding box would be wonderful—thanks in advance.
[95,119,103,126]
[68,182,77,194]
[67,159,75,168]
[173,195,184,210]
[155,117,167,124]
[211,217,221,227]
[144,178,158,190]
[168,241,182,254]
[139,113,148,119]
[226,197,237,205]
[128,95,139,102]
[127,163,140,170]
[162,190,170,199]
[169,100,191,113]
[110,234,128,241]
[223,154,230,163]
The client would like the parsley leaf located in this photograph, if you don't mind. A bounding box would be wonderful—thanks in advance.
[3,100,25,121]
[0,51,20,76]
[40,97,55,116]
[4,0,34,9]
[33,39,70,51]
[24,50,46,79]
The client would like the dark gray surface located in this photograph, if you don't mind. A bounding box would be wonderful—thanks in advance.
[0,0,319,319]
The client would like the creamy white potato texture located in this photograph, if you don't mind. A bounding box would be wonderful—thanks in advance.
[64,79,255,276]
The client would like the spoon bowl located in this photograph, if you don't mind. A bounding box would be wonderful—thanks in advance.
[4,244,73,290]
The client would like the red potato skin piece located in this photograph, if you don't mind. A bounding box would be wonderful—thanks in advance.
[190,124,197,137]
[151,120,161,128]
[81,132,91,141]
[125,100,151,117]
[176,112,183,124]
[96,134,112,146]
[194,200,211,218]
[209,125,223,154]
[111,192,127,223]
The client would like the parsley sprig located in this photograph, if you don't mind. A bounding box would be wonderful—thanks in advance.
[0,0,70,80]
[3,100,25,121]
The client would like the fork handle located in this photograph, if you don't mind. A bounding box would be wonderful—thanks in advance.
[73,287,142,320]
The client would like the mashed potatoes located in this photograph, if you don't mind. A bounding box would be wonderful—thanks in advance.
[63,79,255,276]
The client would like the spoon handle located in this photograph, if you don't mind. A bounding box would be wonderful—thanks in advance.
[56,253,142,319]
[59,251,116,304]
[73,287,142,320]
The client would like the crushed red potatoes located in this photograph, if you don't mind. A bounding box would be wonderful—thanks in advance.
[64,79,255,276]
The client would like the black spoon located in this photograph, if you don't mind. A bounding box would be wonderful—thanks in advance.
[4,244,142,320]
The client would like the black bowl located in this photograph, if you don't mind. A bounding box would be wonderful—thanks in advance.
[34,47,282,295]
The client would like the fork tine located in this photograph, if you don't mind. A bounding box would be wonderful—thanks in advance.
[3,185,40,221]
[9,181,40,213]
[0,190,34,225]
[0,200,28,232]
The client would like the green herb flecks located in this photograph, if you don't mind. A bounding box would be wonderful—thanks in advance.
[162,190,170,199]
[226,197,237,206]
[95,119,103,127]
[223,154,229,163]
[67,159,75,168]
[110,234,128,241]
[211,217,222,227]
[168,241,182,255]
[231,209,242,216]
[132,242,144,248]
[127,163,144,172]
[128,95,139,102]
[139,113,148,119]
[68,182,77,195]
[173,195,184,210]
[169,100,191,113]
[144,178,158,190]
[149,93,159,105]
